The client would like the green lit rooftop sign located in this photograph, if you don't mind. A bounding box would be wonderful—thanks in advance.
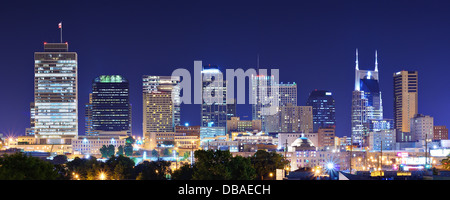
[98,75,125,83]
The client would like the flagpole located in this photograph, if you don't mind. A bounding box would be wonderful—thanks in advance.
[59,22,63,43]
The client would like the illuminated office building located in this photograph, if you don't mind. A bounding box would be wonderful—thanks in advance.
[351,49,383,147]
[306,90,336,132]
[32,42,78,144]
[251,76,296,132]
[201,65,227,128]
[143,75,180,133]
[91,75,131,136]
[393,70,418,142]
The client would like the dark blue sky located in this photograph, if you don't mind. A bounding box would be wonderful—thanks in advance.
[0,0,449,137]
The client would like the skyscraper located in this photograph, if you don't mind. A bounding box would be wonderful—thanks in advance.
[201,65,227,128]
[279,105,313,133]
[142,75,180,134]
[32,42,78,144]
[85,93,95,135]
[410,114,433,143]
[279,82,297,107]
[306,90,336,132]
[393,70,418,142]
[91,75,131,135]
[351,49,383,146]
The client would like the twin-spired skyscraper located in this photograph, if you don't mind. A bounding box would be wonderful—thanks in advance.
[351,49,383,146]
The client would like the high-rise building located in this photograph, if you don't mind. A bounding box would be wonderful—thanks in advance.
[393,70,418,141]
[306,90,336,132]
[32,42,78,144]
[142,75,180,134]
[279,82,297,107]
[201,66,227,128]
[251,74,278,132]
[410,114,433,143]
[84,93,95,135]
[91,75,131,135]
[252,77,296,132]
[351,49,383,147]
[279,105,313,133]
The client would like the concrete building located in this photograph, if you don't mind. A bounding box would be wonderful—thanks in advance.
[143,75,180,134]
[411,114,434,143]
[277,132,318,152]
[368,129,396,151]
[434,126,448,141]
[226,117,262,134]
[393,70,418,141]
[72,135,127,157]
[32,42,78,145]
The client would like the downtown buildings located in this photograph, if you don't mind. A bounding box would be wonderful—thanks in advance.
[10,41,450,175]
[306,90,336,132]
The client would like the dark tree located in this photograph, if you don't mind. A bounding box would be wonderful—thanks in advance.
[251,150,289,180]
[0,153,60,180]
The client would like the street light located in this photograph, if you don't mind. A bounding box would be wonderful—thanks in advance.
[99,171,107,180]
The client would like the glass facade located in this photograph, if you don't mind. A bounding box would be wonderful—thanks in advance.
[91,75,131,134]
[201,66,227,128]
[351,51,383,147]
[306,90,336,132]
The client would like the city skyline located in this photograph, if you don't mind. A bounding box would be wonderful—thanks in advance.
[1,1,450,138]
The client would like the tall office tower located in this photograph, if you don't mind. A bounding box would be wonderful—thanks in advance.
[279,105,313,133]
[201,66,227,128]
[279,82,297,106]
[84,93,95,135]
[393,70,418,142]
[251,74,280,132]
[306,90,336,132]
[410,114,433,143]
[33,42,78,145]
[142,75,180,134]
[351,49,383,147]
[91,75,131,136]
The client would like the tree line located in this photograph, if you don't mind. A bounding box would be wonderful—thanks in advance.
[0,149,289,180]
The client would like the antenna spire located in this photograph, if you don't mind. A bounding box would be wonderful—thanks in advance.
[355,48,359,70]
[375,50,378,71]
[257,53,260,75]
[58,22,63,43]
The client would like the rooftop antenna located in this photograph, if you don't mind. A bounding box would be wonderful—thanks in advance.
[58,22,63,43]
[257,53,260,75]
[374,50,378,72]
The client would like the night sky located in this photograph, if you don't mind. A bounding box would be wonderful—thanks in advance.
[1,0,449,138]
